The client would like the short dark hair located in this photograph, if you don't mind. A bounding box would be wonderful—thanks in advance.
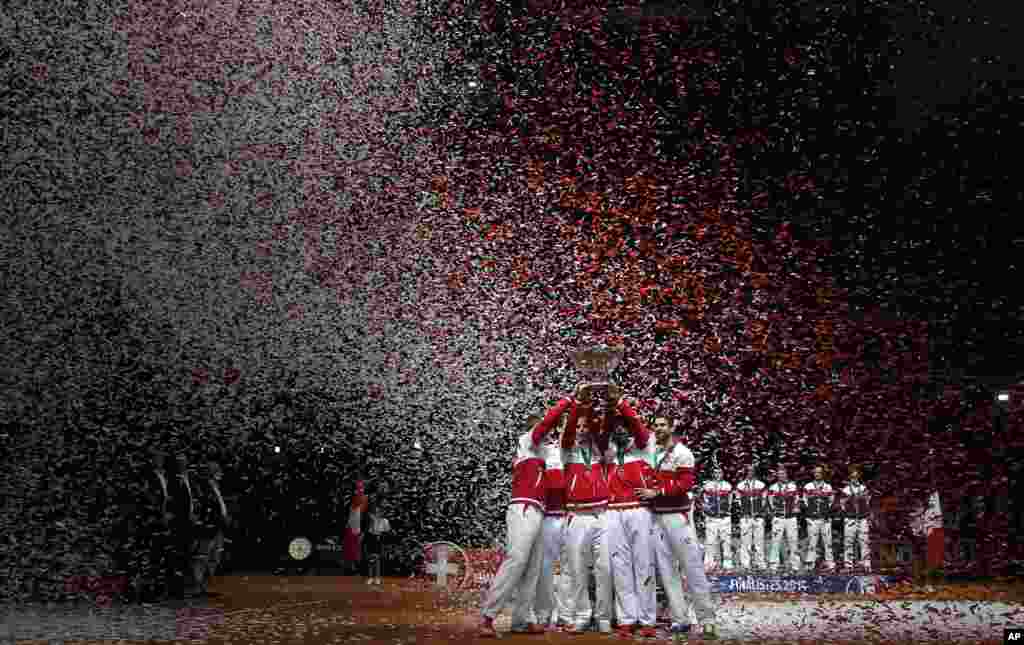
[654,414,674,426]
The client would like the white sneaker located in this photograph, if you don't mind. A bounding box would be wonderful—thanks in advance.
[597,620,613,633]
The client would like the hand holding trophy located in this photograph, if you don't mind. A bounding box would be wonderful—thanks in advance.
[574,382,593,405]
[607,384,624,408]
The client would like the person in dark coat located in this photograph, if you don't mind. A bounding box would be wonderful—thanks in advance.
[167,452,199,598]
[136,448,174,602]
[191,461,231,595]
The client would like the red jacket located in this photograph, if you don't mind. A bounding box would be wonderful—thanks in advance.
[543,443,567,516]
[604,400,657,510]
[650,439,696,514]
[510,397,574,511]
[561,403,611,511]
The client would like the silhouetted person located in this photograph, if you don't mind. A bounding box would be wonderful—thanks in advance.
[167,453,198,597]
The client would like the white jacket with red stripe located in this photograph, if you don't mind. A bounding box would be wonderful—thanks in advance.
[650,439,696,515]
[509,397,574,512]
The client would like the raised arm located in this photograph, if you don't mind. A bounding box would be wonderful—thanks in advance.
[614,395,651,448]
[560,399,580,449]
[531,396,575,445]
[561,385,590,449]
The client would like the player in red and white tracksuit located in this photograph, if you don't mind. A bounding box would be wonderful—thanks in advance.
[767,465,801,572]
[838,466,871,571]
[479,395,577,638]
[701,468,734,571]
[560,388,613,633]
[535,428,573,628]
[801,465,836,571]
[638,417,718,639]
[603,395,658,638]
[735,464,767,571]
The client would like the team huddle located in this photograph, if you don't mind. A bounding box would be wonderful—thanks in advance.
[478,384,718,640]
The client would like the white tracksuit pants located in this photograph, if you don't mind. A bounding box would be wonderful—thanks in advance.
[535,515,572,626]
[844,518,871,570]
[738,517,766,570]
[704,517,733,570]
[805,518,834,567]
[563,510,612,630]
[653,519,693,626]
[653,512,716,624]
[606,507,656,627]
[768,517,801,571]
[481,504,545,623]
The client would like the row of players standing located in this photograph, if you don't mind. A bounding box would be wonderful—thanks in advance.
[696,462,872,573]
[479,384,719,640]
[118,450,232,601]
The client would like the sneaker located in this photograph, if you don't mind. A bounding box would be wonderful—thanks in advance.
[637,626,658,638]
[478,616,497,638]
[564,623,588,634]
[510,623,545,634]
[670,623,691,634]
[615,624,635,638]
[597,620,613,633]
[702,623,719,640]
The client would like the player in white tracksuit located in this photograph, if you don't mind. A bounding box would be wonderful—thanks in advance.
[766,465,801,572]
[479,394,577,638]
[734,463,767,571]
[602,394,659,639]
[637,416,718,640]
[838,466,872,571]
[535,435,573,628]
[560,386,614,634]
[801,465,836,571]
[701,468,734,571]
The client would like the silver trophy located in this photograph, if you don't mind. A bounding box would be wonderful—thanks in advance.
[572,345,625,403]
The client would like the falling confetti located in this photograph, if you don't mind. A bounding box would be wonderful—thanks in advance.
[1,2,1021,636]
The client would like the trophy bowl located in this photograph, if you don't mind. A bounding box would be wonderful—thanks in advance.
[572,345,624,401]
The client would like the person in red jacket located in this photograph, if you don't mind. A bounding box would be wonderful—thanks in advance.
[560,385,614,633]
[342,480,368,574]
[602,387,658,638]
[478,391,580,638]
[534,405,574,629]
[637,417,719,640]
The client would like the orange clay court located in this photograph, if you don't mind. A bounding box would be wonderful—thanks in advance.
[58,574,1015,645]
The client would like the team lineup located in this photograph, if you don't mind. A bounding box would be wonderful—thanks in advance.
[478,383,874,640]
